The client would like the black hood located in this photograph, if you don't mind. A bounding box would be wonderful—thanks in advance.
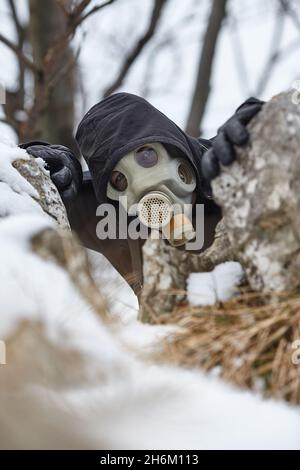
[76,92,208,204]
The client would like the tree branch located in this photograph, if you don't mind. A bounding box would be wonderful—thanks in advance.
[228,16,251,96]
[254,5,285,96]
[46,0,116,67]
[8,0,23,38]
[7,0,27,108]
[74,0,117,27]
[103,0,168,97]
[279,0,300,31]
[185,0,228,137]
[0,32,40,74]
[47,45,82,90]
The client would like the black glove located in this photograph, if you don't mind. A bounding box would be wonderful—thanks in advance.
[201,98,264,182]
[20,141,83,201]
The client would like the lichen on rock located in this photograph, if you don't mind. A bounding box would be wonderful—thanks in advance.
[13,158,70,230]
[212,91,300,291]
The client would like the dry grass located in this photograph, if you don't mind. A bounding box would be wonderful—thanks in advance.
[159,289,300,404]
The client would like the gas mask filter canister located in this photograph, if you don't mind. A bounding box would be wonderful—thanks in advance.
[107,143,197,246]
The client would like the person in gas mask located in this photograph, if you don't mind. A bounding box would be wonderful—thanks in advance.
[21,93,263,295]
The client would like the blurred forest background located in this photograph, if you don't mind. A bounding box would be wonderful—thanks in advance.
[1,0,300,155]
[1,0,300,316]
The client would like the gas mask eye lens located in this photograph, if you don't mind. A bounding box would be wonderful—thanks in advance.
[135,146,158,168]
[110,171,128,191]
[177,163,194,184]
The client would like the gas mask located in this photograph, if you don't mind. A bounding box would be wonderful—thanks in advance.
[107,143,197,246]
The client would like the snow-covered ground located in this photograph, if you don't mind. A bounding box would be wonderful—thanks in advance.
[1,141,300,449]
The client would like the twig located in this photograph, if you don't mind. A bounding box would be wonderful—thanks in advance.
[7,0,23,38]
[75,0,117,27]
[103,0,168,97]
[56,0,71,17]
[7,0,26,107]
[255,5,285,96]
[0,32,40,75]
[47,45,82,90]
[279,0,300,31]
[72,0,92,17]
[228,15,252,96]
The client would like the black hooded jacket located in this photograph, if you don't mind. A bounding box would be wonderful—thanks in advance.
[65,93,222,295]
[76,92,212,204]
[21,93,222,296]
[19,93,262,295]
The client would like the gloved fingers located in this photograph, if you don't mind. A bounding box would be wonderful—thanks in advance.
[51,167,73,190]
[222,118,249,146]
[236,98,264,112]
[23,143,82,202]
[44,153,83,188]
[201,148,220,181]
[42,154,66,174]
[25,145,51,160]
[60,181,78,201]
[212,131,236,165]
[236,103,263,125]
[25,146,66,173]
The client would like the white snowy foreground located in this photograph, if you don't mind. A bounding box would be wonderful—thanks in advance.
[0,140,300,450]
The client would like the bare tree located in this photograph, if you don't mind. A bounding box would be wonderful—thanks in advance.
[28,0,77,152]
[0,0,118,151]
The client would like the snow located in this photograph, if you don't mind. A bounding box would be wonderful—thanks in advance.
[0,211,300,448]
[1,144,300,448]
[0,182,43,218]
[0,142,44,219]
[187,262,244,306]
[0,142,38,199]
[0,0,299,448]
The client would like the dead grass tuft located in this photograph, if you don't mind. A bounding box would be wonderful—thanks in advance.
[159,289,300,404]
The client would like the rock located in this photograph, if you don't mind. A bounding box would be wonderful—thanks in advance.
[212,91,300,291]
[189,219,235,273]
[13,157,70,230]
[31,227,108,320]
[0,143,109,386]
[139,238,188,323]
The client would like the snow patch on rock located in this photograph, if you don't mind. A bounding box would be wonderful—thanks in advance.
[187,262,244,306]
[0,142,39,198]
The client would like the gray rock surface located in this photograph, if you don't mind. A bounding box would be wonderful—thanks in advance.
[212,91,300,291]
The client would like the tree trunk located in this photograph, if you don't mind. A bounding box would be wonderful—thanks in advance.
[27,0,77,153]
[185,0,228,137]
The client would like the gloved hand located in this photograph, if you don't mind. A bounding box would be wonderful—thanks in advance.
[20,141,83,201]
[201,98,264,183]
